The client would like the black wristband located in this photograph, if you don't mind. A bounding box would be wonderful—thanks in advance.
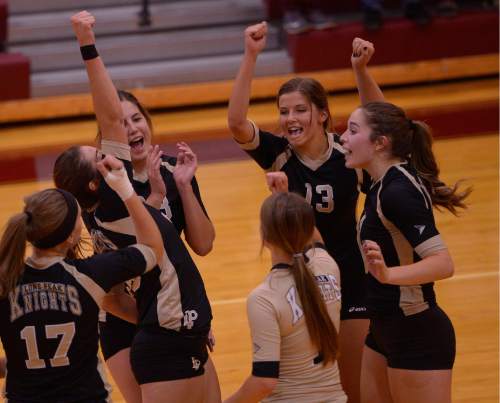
[80,44,99,61]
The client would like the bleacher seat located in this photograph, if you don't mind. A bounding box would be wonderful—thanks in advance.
[286,10,499,72]
[0,53,30,100]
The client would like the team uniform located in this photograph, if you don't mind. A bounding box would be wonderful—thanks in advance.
[248,244,346,403]
[359,162,455,370]
[0,245,156,402]
[91,152,210,361]
[239,125,370,319]
[85,140,212,384]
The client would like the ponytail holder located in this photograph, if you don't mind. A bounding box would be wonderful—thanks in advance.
[408,119,417,132]
[293,253,303,259]
[24,210,32,224]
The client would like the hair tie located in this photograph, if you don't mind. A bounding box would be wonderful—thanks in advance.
[408,119,418,132]
[293,253,303,259]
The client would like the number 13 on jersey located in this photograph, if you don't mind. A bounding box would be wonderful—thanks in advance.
[305,183,334,213]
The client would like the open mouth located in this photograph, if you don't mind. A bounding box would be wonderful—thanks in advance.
[129,137,144,151]
[287,127,303,137]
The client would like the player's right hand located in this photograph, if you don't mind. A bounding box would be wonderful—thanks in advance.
[244,22,268,57]
[266,172,289,193]
[71,10,96,46]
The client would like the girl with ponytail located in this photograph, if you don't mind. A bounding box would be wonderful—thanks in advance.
[340,101,470,403]
[0,156,164,403]
[225,192,346,403]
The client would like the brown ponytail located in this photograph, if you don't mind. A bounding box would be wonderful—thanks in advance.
[0,213,30,298]
[410,121,471,215]
[260,192,339,365]
[0,189,77,298]
[362,102,471,215]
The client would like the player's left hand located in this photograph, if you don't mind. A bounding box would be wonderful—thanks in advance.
[362,240,390,283]
[173,142,197,189]
[147,145,166,200]
[351,37,375,69]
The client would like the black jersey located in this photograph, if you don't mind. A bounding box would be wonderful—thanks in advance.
[86,141,212,334]
[0,245,155,402]
[240,126,369,273]
[359,162,447,316]
[131,154,209,234]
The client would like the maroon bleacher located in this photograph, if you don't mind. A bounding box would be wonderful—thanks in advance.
[286,10,498,72]
[0,53,30,100]
[0,0,31,100]
[264,0,403,20]
[0,0,6,46]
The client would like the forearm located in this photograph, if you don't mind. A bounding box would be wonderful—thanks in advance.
[353,65,384,105]
[224,375,275,403]
[123,194,163,261]
[145,193,164,209]
[102,286,138,324]
[387,251,454,285]
[84,58,124,137]
[227,52,257,142]
[72,11,125,143]
[0,356,5,379]
[178,185,215,256]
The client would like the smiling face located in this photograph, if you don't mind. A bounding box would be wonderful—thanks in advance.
[340,108,377,169]
[278,91,327,149]
[121,100,152,164]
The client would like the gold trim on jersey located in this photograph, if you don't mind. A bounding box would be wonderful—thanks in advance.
[100,140,131,161]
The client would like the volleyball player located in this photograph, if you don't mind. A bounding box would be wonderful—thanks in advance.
[340,101,470,403]
[85,15,216,403]
[227,22,384,403]
[225,192,345,403]
[0,155,164,402]
[54,11,216,403]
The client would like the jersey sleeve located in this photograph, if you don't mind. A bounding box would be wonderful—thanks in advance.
[247,290,281,378]
[191,176,210,219]
[380,178,447,258]
[77,244,157,294]
[236,121,289,170]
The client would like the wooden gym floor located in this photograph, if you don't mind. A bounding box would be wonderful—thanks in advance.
[0,131,497,402]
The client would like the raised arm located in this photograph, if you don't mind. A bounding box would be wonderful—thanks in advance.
[351,37,385,105]
[227,22,268,143]
[97,155,163,262]
[71,11,126,144]
[174,142,215,256]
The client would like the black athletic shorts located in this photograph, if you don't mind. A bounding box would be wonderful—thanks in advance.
[99,314,137,361]
[338,258,368,321]
[365,305,456,370]
[130,327,209,384]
